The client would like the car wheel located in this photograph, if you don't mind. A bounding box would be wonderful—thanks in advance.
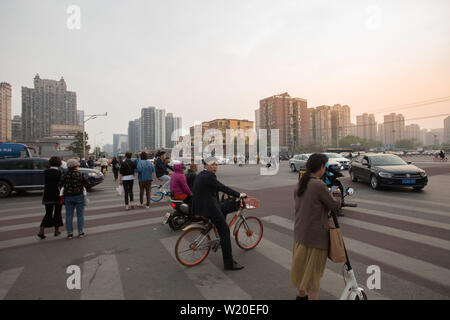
[350,170,357,182]
[0,181,12,198]
[290,164,296,172]
[370,175,379,190]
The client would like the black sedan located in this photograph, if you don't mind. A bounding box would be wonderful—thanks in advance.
[349,153,427,191]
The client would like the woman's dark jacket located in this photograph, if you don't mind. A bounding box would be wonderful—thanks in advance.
[42,168,62,204]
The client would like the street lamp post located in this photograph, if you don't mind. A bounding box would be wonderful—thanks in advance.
[83,112,107,160]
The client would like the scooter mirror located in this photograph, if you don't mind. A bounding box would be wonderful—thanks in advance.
[347,188,354,195]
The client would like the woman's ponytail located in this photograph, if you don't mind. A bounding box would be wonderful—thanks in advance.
[295,153,328,197]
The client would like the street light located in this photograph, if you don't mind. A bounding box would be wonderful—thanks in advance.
[83,112,107,160]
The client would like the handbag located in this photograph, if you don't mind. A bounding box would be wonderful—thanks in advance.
[328,227,347,263]
[116,185,124,196]
[220,194,241,214]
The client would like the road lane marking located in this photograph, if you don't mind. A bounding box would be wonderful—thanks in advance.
[81,254,124,300]
[0,267,24,299]
[340,218,450,250]
[354,198,450,218]
[344,207,450,231]
[255,238,388,300]
[0,206,167,233]
[160,236,252,300]
[262,215,450,288]
[354,195,450,210]
[0,202,168,222]
[0,217,164,250]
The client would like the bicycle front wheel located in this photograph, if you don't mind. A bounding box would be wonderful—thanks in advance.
[235,216,263,250]
[175,228,211,267]
[151,185,164,202]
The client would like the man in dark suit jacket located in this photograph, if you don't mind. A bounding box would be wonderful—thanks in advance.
[192,157,247,271]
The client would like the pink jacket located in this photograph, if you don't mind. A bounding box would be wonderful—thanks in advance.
[170,163,192,196]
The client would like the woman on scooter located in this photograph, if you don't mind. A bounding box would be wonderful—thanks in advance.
[170,163,192,204]
[291,153,342,300]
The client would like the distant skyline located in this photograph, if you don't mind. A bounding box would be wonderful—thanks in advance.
[1,0,449,146]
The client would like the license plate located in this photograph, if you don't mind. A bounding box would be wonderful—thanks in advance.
[162,212,171,224]
[402,179,416,184]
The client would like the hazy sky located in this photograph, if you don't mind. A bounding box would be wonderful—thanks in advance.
[1,0,449,146]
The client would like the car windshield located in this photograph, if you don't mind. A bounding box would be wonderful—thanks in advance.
[370,155,407,166]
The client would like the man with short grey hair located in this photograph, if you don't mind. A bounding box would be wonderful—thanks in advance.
[192,156,247,270]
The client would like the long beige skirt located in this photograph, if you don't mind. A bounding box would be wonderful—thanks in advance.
[290,241,328,293]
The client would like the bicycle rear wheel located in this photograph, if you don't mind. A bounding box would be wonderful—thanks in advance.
[175,228,211,266]
[151,185,164,202]
[235,216,263,250]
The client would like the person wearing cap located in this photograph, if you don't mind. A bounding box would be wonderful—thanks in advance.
[60,158,89,239]
[192,156,247,271]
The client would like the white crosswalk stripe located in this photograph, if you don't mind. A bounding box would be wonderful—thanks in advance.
[354,198,450,217]
[81,253,125,300]
[161,236,252,300]
[261,215,450,288]
[0,267,24,300]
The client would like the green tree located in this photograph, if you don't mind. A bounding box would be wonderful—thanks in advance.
[395,139,421,150]
[70,131,90,158]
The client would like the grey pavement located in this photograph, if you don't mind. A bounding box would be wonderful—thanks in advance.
[0,162,449,300]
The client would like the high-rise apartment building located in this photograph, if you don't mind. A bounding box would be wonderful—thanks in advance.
[77,110,85,126]
[165,113,182,148]
[313,105,332,148]
[128,118,141,153]
[11,115,22,142]
[22,74,77,140]
[356,113,377,141]
[0,82,12,141]
[383,113,405,146]
[330,104,351,141]
[405,124,421,142]
[444,116,450,144]
[141,107,156,150]
[155,109,165,149]
[257,92,309,151]
[113,134,128,155]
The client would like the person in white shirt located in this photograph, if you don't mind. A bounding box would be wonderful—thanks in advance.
[100,156,109,174]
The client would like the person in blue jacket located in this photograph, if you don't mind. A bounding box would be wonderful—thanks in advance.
[136,152,155,208]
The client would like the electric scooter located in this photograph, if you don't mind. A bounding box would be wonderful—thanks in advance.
[330,187,368,300]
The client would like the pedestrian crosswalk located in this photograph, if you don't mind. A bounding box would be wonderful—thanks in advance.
[0,179,449,300]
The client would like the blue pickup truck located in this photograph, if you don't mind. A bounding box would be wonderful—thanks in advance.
[0,158,104,198]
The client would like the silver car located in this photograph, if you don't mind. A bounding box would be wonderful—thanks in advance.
[289,154,310,171]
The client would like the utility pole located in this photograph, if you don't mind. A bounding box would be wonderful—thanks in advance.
[83,112,107,160]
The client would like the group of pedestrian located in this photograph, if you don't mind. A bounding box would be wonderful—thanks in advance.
[38,157,88,240]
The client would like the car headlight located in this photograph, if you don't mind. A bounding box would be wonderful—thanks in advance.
[340,166,344,170]
[378,172,392,178]
[420,172,427,177]
[88,172,97,177]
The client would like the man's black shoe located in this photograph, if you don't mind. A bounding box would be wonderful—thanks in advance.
[224,261,244,271]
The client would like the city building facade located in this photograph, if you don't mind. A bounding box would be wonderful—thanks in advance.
[22,74,77,141]
[0,82,12,141]
[11,115,22,142]
[356,113,377,141]
[256,92,309,152]
[383,113,405,146]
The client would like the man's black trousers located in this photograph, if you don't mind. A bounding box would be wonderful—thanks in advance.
[209,212,233,267]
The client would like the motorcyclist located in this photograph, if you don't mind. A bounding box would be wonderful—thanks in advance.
[440,150,445,160]
[322,155,345,216]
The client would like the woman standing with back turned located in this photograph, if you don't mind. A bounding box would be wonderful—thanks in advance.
[291,153,341,300]
[119,152,137,211]
[37,156,64,239]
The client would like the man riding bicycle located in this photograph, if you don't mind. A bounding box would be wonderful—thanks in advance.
[192,156,247,271]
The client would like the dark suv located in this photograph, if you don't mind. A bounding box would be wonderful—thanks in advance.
[0,158,104,198]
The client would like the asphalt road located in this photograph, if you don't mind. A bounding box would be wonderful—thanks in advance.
[0,161,449,300]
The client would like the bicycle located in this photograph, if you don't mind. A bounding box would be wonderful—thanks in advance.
[150,184,172,202]
[174,197,263,267]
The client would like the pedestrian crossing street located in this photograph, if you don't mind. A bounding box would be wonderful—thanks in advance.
[0,183,449,300]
